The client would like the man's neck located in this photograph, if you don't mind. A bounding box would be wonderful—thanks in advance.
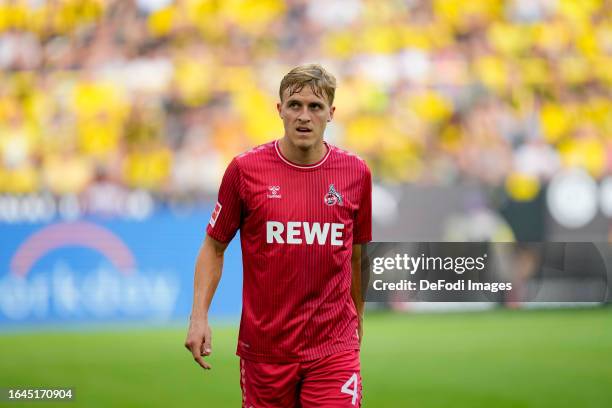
[279,137,328,165]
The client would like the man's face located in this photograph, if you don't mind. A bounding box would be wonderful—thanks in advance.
[277,86,335,150]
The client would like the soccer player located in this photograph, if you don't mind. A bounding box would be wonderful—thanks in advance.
[184,64,372,407]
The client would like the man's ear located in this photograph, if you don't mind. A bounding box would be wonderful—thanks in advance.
[277,102,282,118]
[328,106,336,122]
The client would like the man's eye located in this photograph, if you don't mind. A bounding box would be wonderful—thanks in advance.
[310,104,321,110]
[289,102,299,108]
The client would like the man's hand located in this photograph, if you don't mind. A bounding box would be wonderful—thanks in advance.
[185,235,227,370]
[184,318,213,370]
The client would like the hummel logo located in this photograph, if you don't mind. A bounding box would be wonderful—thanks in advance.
[267,185,281,199]
[324,184,343,206]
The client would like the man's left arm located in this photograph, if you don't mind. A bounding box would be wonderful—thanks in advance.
[351,244,365,345]
[352,163,372,345]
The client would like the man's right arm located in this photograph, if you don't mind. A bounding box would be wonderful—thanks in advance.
[184,234,228,370]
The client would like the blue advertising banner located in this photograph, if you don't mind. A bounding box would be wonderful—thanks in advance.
[0,209,243,327]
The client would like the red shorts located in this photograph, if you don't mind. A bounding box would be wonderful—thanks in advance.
[239,350,362,408]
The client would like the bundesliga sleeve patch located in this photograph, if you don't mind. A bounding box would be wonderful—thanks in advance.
[209,202,222,227]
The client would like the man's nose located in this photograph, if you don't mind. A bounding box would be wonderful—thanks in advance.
[297,107,310,122]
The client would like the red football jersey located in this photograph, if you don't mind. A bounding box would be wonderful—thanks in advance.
[206,139,372,362]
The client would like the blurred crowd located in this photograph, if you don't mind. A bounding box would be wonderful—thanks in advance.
[0,0,611,203]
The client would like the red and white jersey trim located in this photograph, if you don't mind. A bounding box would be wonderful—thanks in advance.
[274,139,332,169]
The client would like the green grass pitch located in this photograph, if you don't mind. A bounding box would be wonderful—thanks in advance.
[1,307,611,407]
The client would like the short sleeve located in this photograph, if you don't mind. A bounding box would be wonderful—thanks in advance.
[206,158,243,243]
[353,165,372,244]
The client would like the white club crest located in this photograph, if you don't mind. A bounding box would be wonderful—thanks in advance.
[324,184,343,206]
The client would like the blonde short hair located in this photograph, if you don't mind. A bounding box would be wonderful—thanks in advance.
[279,64,337,106]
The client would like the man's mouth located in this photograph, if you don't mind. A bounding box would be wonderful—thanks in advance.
[296,127,312,133]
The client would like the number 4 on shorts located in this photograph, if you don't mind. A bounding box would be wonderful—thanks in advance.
[341,373,359,405]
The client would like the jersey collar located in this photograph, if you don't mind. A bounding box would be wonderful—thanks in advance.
[274,139,332,170]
